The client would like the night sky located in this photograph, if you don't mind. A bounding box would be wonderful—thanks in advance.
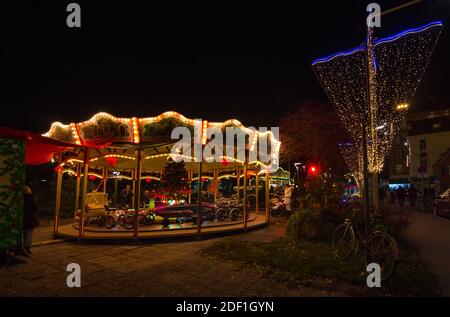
[2,0,450,133]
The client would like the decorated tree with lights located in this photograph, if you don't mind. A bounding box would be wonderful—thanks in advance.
[312,21,443,210]
[338,141,363,187]
[279,100,347,172]
[160,160,189,196]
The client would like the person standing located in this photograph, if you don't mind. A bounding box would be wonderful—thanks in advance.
[379,186,386,205]
[283,184,294,213]
[397,186,406,206]
[22,186,39,255]
[408,185,418,207]
[429,187,436,199]
[119,184,134,208]
[141,190,150,207]
[390,188,396,204]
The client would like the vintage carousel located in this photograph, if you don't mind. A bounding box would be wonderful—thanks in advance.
[43,111,281,239]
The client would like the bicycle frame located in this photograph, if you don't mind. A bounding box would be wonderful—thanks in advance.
[343,209,370,254]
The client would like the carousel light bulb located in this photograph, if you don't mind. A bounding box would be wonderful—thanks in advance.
[202,120,208,145]
[396,103,409,111]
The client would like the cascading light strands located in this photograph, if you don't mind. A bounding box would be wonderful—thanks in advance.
[312,21,443,173]
[339,141,363,182]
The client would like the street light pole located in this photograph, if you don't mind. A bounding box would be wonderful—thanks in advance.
[361,121,370,237]
[363,0,423,217]
[366,25,379,215]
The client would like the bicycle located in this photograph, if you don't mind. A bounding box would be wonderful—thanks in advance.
[332,207,399,282]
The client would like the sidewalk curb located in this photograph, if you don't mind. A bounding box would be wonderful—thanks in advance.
[32,239,68,247]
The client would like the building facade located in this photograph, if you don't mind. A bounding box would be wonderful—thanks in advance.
[407,108,450,192]
[386,122,410,189]
[433,148,450,192]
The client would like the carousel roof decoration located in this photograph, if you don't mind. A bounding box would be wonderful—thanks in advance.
[44,111,281,173]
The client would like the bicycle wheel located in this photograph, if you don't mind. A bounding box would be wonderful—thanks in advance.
[230,208,239,221]
[144,213,155,225]
[332,223,356,260]
[365,231,398,281]
[216,208,228,221]
[117,214,126,227]
[104,215,115,229]
[97,216,105,228]
[124,215,135,230]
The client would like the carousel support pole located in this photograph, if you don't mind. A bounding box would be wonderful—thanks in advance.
[131,170,136,208]
[236,167,241,200]
[197,161,203,234]
[75,163,81,212]
[243,161,248,229]
[188,170,192,204]
[54,154,63,234]
[103,167,107,193]
[79,148,89,238]
[213,169,218,202]
[265,169,270,224]
[133,149,142,240]
[113,178,118,207]
[255,166,259,214]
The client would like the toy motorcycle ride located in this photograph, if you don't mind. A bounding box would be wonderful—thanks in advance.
[120,208,156,230]
[270,196,289,218]
[215,197,238,221]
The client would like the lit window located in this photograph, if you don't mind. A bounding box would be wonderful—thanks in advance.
[395,164,403,174]
[432,123,441,129]
[419,140,426,151]
[395,150,402,160]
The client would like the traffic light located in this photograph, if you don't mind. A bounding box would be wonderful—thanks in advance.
[307,164,319,177]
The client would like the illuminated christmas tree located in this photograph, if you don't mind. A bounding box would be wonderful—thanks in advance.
[160,160,189,195]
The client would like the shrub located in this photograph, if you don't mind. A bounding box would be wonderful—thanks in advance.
[287,207,342,241]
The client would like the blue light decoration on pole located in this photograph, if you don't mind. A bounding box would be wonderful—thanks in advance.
[311,20,443,216]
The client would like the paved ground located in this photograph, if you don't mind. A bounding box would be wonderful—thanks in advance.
[0,221,345,297]
[405,211,450,296]
[32,225,57,245]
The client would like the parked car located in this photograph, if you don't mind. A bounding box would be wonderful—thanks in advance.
[435,189,450,219]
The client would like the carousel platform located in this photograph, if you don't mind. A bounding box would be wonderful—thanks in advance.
[55,213,267,240]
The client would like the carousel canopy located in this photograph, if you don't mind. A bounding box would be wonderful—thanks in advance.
[43,111,281,172]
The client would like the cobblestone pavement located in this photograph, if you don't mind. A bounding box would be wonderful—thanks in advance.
[405,211,450,296]
[1,224,345,297]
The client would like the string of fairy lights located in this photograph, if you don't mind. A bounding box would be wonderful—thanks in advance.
[43,111,281,171]
[312,21,443,174]
[338,142,363,182]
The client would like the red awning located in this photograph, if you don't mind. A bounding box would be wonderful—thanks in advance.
[0,127,82,165]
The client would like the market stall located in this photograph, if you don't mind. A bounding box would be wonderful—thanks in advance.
[0,127,83,252]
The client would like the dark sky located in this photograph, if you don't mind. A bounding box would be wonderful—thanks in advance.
[2,0,450,133]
